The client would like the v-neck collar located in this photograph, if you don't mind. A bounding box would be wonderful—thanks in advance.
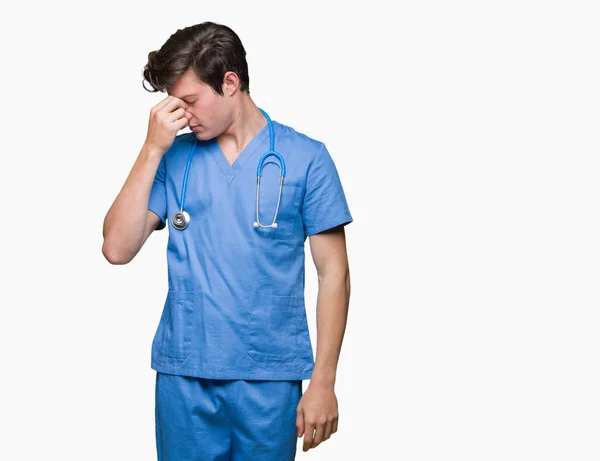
[209,121,274,185]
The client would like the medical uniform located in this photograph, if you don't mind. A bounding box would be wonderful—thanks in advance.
[148,117,353,460]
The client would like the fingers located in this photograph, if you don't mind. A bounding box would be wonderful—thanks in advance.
[153,95,176,112]
[175,115,189,131]
[166,107,186,123]
[164,96,189,114]
[323,419,333,440]
[296,406,305,437]
[152,95,188,116]
[296,396,339,452]
[302,423,316,452]
[157,100,189,132]
[145,95,190,152]
[303,413,338,451]
[152,96,172,112]
[311,420,326,448]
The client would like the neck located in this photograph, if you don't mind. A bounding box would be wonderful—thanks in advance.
[217,96,267,155]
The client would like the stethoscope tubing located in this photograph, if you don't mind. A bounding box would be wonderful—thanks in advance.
[171,108,285,231]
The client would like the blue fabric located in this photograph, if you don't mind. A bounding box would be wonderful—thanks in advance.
[155,372,302,460]
[148,120,353,380]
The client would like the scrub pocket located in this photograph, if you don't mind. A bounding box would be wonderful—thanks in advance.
[154,290,196,360]
[254,183,302,240]
[247,294,301,362]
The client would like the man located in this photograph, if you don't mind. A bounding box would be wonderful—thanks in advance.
[102,21,353,460]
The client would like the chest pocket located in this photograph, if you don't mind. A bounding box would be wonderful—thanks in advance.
[254,182,302,240]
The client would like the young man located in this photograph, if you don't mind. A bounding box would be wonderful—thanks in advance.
[102,21,353,460]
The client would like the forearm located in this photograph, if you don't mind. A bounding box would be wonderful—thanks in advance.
[102,143,164,263]
[311,268,351,388]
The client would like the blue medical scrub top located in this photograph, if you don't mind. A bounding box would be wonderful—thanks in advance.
[147,119,353,380]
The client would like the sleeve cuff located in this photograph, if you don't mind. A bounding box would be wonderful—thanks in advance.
[305,213,353,236]
[148,208,166,231]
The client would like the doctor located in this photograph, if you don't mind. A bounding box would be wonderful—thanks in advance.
[102,21,353,460]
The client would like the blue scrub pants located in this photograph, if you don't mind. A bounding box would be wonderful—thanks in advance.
[155,372,302,460]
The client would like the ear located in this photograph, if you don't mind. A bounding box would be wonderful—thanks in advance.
[222,71,240,96]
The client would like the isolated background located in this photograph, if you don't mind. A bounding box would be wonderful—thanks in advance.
[1,0,598,459]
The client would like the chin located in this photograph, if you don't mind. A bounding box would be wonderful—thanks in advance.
[192,130,211,141]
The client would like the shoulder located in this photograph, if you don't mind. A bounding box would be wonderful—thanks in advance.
[163,132,211,161]
[272,120,326,161]
[172,132,201,151]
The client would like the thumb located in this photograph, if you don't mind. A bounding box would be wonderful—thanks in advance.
[296,405,305,437]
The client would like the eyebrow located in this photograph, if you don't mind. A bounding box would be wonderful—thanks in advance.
[178,94,196,100]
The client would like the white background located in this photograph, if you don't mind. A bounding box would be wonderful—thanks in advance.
[1,0,599,459]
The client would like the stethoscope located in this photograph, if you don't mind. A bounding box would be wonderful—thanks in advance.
[171,108,286,231]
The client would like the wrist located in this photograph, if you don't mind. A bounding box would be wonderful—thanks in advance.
[141,142,165,160]
[310,369,336,388]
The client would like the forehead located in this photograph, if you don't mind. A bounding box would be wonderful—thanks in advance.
[169,68,206,98]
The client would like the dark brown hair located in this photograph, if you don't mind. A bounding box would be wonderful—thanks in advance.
[142,22,250,96]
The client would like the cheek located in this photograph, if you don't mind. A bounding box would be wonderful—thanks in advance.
[194,100,214,118]
[189,107,207,124]
[193,96,225,127]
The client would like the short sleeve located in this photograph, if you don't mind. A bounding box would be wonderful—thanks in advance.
[148,155,167,230]
[301,143,353,236]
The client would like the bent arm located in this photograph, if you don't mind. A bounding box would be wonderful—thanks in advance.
[308,225,351,388]
[102,144,164,265]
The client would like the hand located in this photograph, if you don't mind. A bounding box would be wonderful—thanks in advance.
[144,96,189,154]
[296,382,339,452]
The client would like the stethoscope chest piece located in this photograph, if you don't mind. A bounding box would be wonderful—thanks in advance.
[171,210,190,230]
